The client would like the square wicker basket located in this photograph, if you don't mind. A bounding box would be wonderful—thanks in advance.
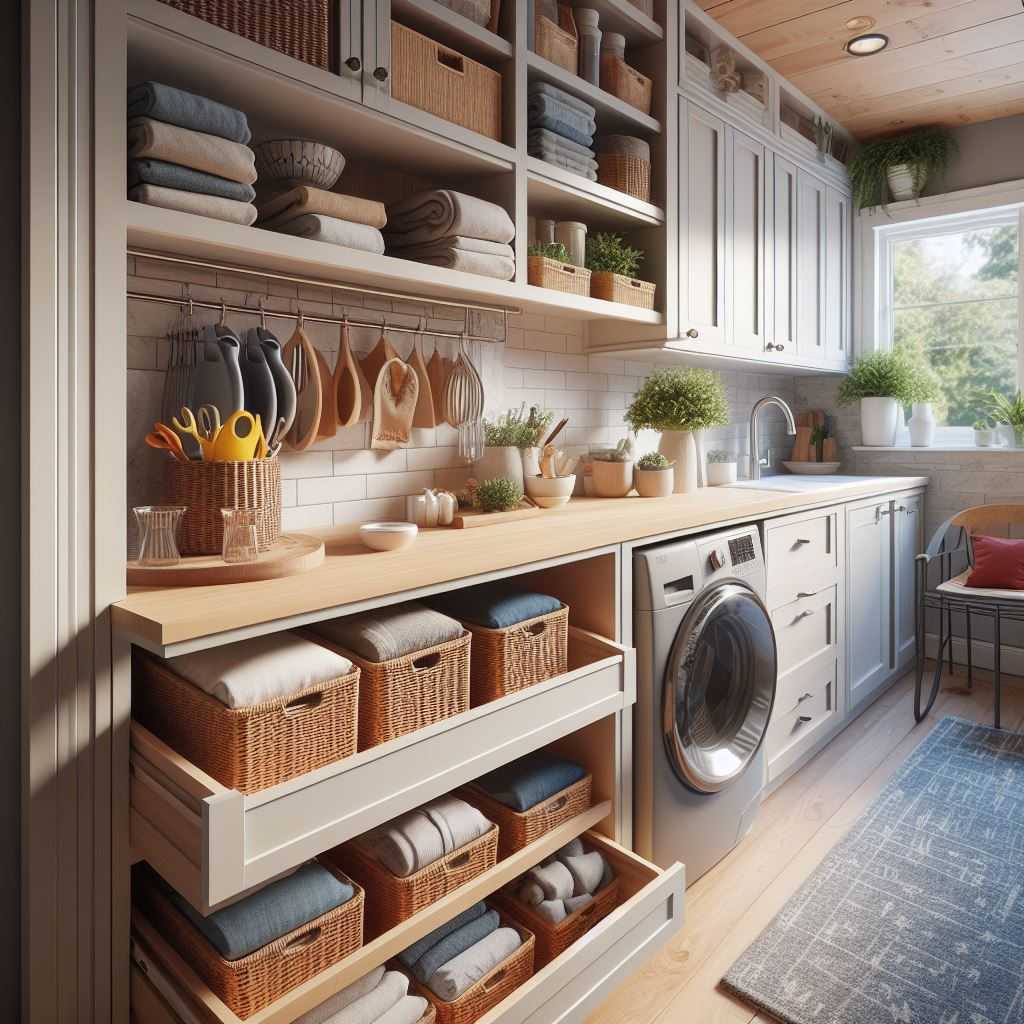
[600,55,653,115]
[534,7,577,74]
[528,256,591,297]
[131,648,360,794]
[596,153,652,202]
[325,825,499,938]
[590,271,657,309]
[135,863,364,1020]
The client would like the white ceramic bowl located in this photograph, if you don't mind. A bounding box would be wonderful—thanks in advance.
[524,474,576,508]
[359,521,418,551]
[253,139,346,190]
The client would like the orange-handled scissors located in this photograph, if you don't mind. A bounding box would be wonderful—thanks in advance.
[145,422,190,463]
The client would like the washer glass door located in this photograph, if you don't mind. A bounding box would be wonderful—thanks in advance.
[663,581,776,794]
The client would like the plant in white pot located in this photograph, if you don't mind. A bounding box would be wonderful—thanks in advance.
[837,350,929,447]
[635,452,674,497]
[848,127,958,208]
[973,418,997,448]
[905,364,941,447]
[705,449,738,486]
[983,390,1024,449]
[625,368,730,493]
[477,405,554,491]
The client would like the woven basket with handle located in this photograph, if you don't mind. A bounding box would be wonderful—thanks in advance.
[590,271,657,309]
[528,256,591,296]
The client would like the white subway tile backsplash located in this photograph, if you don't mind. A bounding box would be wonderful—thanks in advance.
[282,503,335,531]
[334,449,408,476]
[366,470,435,498]
[297,475,367,505]
[279,451,335,480]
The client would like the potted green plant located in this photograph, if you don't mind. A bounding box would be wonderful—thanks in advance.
[478,405,554,490]
[590,438,636,497]
[973,418,997,448]
[982,391,1024,448]
[837,350,930,446]
[635,452,674,498]
[705,449,737,486]
[585,232,656,310]
[848,127,958,208]
[625,368,729,493]
[474,477,523,513]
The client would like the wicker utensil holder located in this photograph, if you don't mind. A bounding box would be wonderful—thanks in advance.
[326,825,499,938]
[411,917,534,1024]
[157,0,332,70]
[136,864,364,1020]
[528,256,591,297]
[590,271,657,309]
[132,648,360,794]
[600,55,653,115]
[535,7,577,74]
[166,459,281,556]
[597,153,651,202]
[459,774,592,858]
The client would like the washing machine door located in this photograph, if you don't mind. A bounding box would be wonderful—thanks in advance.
[663,580,776,794]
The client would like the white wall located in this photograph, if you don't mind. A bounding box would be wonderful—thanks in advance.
[931,114,1024,196]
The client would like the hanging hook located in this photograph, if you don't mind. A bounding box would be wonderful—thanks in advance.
[297,305,305,329]
[218,297,227,326]
[258,297,267,329]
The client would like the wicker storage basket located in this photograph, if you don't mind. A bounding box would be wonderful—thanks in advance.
[166,458,281,556]
[590,271,657,309]
[492,873,620,967]
[308,630,471,751]
[131,648,360,794]
[535,7,577,74]
[459,774,592,858]
[136,864,364,1020]
[391,22,502,141]
[527,256,591,297]
[600,55,653,115]
[411,918,535,1024]
[462,604,569,706]
[325,825,499,938]
[157,0,331,70]
[597,153,651,202]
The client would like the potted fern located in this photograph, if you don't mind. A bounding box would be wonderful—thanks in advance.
[586,232,656,310]
[848,128,958,208]
[983,391,1024,448]
[635,452,674,498]
[837,350,931,446]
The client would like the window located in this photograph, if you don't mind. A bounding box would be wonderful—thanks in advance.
[876,205,1023,439]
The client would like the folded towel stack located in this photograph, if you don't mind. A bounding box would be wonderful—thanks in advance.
[513,839,615,923]
[385,190,516,281]
[311,601,464,664]
[296,966,428,1024]
[475,753,588,812]
[398,902,523,1001]
[257,184,388,256]
[527,82,599,182]
[127,81,258,225]
[428,584,563,629]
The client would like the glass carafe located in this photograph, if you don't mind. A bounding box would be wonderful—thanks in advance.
[135,506,186,566]
[222,508,260,563]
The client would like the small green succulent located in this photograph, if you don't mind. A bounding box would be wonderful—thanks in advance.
[637,452,670,470]
[475,477,523,513]
[528,241,572,262]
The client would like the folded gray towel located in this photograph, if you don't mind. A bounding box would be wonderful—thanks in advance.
[528,861,573,901]
[394,248,515,281]
[563,852,606,896]
[536,899,567,924]
[565,893,593,914]
[378,996,429,1024]
[558,838,584,859]
[427,927,522,1001]
[519,880,544,906]
[127,81,251,143]
[529,151,598,182]
[312,601,464,663]
[333,971,409,1024]
[294,965,386,1024]
[128,184,258,226]
[527,127,596,161]
[385,190,515,247]
[385,235,513,258]
[412,909,500,983]
[528,81,597,121]
[270,214,386,254]
[128,159,256,203]
[529,144,599,174]
[398,902,487,970]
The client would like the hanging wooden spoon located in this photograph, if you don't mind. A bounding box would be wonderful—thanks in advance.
[427,345,451,427]
[361,329,399,390]
[281,317,322,451]
[335,321,370,428]
[408,330,435,429]
[315,346,338,439]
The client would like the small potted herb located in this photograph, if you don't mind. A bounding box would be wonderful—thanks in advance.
[983,391,1024,449]
[973,418,997,448]
[478,405,554,490]
[590,438,635,498]
[848,127,958,209]
[527,241,591,296]
[586,232,656,310]
[705,449,737,486]
[837,350,931,446]
[475,477,524,514]
[635,452,674,498]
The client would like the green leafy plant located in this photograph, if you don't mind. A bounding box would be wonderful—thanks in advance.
[637,452,670,470]
[983,390,1024,427]
[837,350,937,405]
[625,368,729,433]
[848,128,958,210]
[593,438,635,463]
[706,449,734,464]
[484,405,555,448]
[585,232,644,278]
[528,241,571,262]
[475,477,523,513]
[973,418,994,431]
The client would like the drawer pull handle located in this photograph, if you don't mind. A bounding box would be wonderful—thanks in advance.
[412,652,442,671]
[544,795,568,815]
[793,538,811,546]
[797,591,815,599]
[796,609,815,620]
[797,715,813,725]
[283,927,321,954]
[797,692,813,703]
[525,620,548,638]
[445,851,471,870]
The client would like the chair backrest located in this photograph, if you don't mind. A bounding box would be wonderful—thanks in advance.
[950,504,1024,540]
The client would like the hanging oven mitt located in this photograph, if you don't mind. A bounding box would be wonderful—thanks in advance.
[371,357,419,450]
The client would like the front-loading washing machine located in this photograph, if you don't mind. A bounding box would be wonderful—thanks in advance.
[633,525,777,882]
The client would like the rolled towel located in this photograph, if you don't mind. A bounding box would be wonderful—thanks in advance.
[601,858,616,889]
[312,601,464,663]
[127,81,251,143]
[395,248,515,281]
[565,893,593,914]
[128,184,257,226]
[527,127,596,162]
[427,927,522,1001]
[536,899,567,924]
[398,902,487,970]
[476,754,587,812]
[258,185,388,231]
[271,214,386,254]
[412,909,500,983]
[562,852,605,896]
[528,861,573,901]
[558,838,584,860]
[294,966,386,1024]
[127,117,256,185]
[385,190,515,247]
[385,235,513,258]
[377,996,429,1024]
[421,795,493,858]
[128,159,256,203]
[332,971,409,1024]
[518,880,544,906]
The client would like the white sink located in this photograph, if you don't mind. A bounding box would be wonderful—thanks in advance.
[725,475,871,493]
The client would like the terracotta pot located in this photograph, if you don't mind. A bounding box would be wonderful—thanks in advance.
[591,459,634,497]
[635,467,673,497]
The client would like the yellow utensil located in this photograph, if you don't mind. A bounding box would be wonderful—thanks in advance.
[172,407,216,460]
[211,410,261,461]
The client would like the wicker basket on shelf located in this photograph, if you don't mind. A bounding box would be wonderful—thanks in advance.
[528,256,591,297]
[600,56,653,115]
[157,0,332,69]
[534,6,578,74]
[590,271,657,310]
[597,153,651,202]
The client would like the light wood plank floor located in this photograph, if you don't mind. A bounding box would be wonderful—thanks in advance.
[588,669,1024,1024]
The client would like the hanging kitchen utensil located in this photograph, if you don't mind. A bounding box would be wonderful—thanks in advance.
[281,313,322,451]
[334,320,370,428]
[211,410,262,461]
[171,407,216,460]
[189,321,244,423]
[239,325,277,440]
[463,337,486,462]
[371,357,419,451]
[427,344,451,426]
[314,346,338,439]
[408,320,435,429]
[258,327,297,443]
[145,423,190,463]
[160,298,185,428]
[361,328,399,390]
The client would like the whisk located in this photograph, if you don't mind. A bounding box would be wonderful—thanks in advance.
[160,290,198,427]
[443,335,485,461]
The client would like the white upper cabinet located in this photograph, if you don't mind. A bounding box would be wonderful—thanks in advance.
[824,186,852,369]
[767,153,798,358]
[796,169,827,363]
[338,0,365,101]
[726,127,766,353]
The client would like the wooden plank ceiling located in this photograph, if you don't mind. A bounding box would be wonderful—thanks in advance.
[697,0,1024,138]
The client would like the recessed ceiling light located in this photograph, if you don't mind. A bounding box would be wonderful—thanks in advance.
[845,15,876,31]
[845,32,889,56]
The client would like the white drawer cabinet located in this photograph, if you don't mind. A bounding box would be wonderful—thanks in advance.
[764,507,841,609]
[766,652,839,783]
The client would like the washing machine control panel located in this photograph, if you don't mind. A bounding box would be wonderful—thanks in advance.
[697,528,764,586]
[728,534,757,565]
[708,547,727,571]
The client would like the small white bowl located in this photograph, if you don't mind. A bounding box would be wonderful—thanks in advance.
[359,521,418,551]
[525,474,576,508]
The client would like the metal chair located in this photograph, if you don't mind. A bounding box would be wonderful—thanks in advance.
[915,504,1024,729]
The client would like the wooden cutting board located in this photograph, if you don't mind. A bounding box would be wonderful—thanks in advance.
[449,504,544,528]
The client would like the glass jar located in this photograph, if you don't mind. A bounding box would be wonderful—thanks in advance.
[221,508,260,563]
[135,506,186,566]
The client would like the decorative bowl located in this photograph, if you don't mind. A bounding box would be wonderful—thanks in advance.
[525,474,576,508]
[359,521,417,551]
[253,139,346,190]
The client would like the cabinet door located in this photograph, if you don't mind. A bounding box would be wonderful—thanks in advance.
[847,500,893,710]
[894,494,923,670]
[767,153,797,355]
[796,169,827,361]
[361,0,391,108]
[679,100,726,346]
[727,128,766,352]
[337,1,364,101]
[824,186,851,368]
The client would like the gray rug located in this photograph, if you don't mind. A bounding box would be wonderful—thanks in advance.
[723,716,1024,1024]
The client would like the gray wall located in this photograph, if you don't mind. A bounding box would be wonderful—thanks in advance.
[931,114,1024,195]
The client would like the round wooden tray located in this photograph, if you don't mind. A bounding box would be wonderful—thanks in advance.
[127,533,325,587]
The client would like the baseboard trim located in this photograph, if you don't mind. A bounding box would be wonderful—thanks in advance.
[924,633,1024,678]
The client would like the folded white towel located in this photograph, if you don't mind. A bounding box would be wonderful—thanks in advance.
[295,966,386,1024]
[331,971,408,1024]
[536,899,567,924]
[386,235,514,258]
[128,184,257,227]
[271,214,386,254]
[562,852,606,896]
[386,190,515,247]
[376,996,428,1024]
[528,861,573,901]
[427,927,522,1001]
[396,248,515,280]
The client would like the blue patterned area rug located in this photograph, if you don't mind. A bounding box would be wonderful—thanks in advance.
[722,716,1024,1024]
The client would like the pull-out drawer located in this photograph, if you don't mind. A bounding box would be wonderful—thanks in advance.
[131,627,636,913]
[766,651,839,782]
[764,508,841,609]
[772,584,837,684]
[130,831,684,1024]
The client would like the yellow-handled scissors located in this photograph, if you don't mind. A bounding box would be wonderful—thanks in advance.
[172,406,217,460]
[196,404,222,443]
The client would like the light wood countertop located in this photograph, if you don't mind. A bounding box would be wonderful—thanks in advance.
[114,476,928,651]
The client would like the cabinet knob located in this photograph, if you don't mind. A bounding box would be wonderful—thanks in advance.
[685,328,699,339]
[766,342,785,352]
[797,715,813,724]
[373,66,389,82]
[344,56,361,72]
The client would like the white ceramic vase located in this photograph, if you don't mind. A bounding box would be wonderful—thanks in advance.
[635,467,674,498]
[887,163,922,202]
[907,402,935,447]
[658,430,700,493]
[860,397,899,447]
[974,428,995,448]
[474,446,524,491]
[705,462,738,486]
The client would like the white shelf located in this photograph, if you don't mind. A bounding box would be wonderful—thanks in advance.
[527,158,664,229]
[582,0,663,45]
[390,0,513,60]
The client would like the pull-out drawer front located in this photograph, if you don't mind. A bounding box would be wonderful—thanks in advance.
[767,651,838,782]
[772,585,837,684]
[765,509,840,609]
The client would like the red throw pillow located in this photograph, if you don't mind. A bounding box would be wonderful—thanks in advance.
[966,535,1024,590]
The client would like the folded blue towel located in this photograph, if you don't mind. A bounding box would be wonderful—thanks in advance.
[527,95,596,148]
[397,902,488,970]
[169,862,353,960]
[127,81,251,144]
[476,754,587,812]
[413,909,500,983]
[528,150,599,181]
[429,586,563,629]
[127,158,256,203]
[527,128,596,162]
[528,80,597,121]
